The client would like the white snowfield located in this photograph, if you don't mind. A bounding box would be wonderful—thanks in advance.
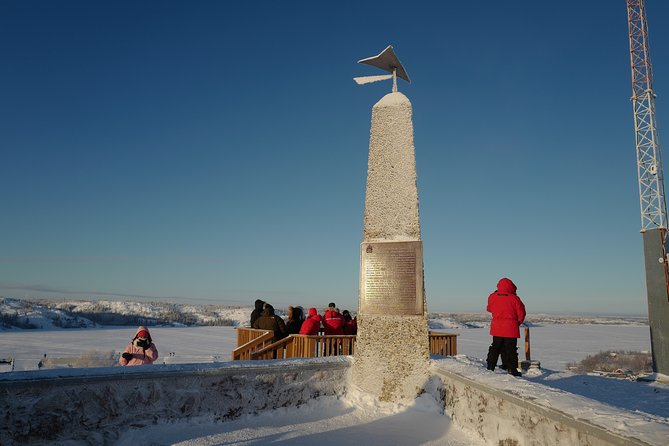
[0,309,668,445]
[2,352,667,445]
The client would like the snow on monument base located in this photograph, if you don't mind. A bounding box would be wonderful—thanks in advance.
[352,314,430,402]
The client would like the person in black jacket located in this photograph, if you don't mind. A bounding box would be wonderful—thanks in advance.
[252,304,287,341]
[250,299,265,327]
[286,306,304,334]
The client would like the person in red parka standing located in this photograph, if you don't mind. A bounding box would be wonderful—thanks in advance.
[299,307,322,335]
[323,303,345,335]
[486,278,526,376]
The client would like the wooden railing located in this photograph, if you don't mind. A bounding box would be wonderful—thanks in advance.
[428,331,458,356]
[231,328,275,360]
[250,334,357,360]
[293,334,356,357]
[251,336,295,360]
[234,327,458,360]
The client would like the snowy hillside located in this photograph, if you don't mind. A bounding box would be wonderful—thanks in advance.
[1,297,648,331]
[0,297,251,329]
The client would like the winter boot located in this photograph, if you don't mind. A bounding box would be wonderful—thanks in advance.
[506,348,521,376]
[486,347,498,371]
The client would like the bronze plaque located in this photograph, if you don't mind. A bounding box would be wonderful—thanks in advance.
[359,240,424,315]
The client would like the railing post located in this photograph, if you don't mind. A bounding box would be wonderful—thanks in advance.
[524,326,531,361]
[520,325,540,372]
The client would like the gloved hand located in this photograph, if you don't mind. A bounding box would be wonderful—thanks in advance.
[122,352,133,361]
[135,338,149,349]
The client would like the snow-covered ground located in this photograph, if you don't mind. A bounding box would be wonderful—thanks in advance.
[0,323,652,373]
[1,307,667,445]
[116,388,482,446]
[446,323,651,371]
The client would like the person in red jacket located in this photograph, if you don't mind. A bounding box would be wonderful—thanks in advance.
[323,303,345,335]
[299,307,322,335]
[486,278,526,376]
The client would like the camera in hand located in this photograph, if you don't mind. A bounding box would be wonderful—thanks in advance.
[122,352,133,361]
[135,338,149,348]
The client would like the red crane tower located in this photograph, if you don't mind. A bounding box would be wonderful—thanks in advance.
[626,0,669,376]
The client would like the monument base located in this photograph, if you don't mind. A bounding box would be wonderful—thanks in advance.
[351,314,430,402]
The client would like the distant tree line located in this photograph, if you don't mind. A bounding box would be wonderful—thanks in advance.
[0,311,37,329]
[61,303,236,327]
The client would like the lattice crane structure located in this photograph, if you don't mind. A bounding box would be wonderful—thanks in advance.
[627,0,669,376]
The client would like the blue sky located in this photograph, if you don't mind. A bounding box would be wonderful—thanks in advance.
[1,1,668,315]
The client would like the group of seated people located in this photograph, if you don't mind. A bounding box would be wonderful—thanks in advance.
[250,299,357,341]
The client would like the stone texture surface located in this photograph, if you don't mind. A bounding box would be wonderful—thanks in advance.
[353,91,430,402]
[429,362,667,446]
[363,92,420,241]
[0,359,350,445]
[351,314,430,402]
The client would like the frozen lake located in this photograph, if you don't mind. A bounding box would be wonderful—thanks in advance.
[0,323,651,372]
[447,323,651,371]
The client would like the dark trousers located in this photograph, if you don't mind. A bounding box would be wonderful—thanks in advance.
[486,336,518,371]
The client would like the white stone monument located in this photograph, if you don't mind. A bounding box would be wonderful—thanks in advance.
[351,46,430,402]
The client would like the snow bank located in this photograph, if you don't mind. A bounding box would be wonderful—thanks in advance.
[0,357,350,445]
[116,383,483,446]
[431,357,669,446]
[3,349,667,445]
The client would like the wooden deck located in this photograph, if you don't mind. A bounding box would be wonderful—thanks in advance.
[232,327,458,360]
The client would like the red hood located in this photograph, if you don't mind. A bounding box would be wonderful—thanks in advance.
[308,307,318,317]
[497,278,517,294]
[134,325,152,341]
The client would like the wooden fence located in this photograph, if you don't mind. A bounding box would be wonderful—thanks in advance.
[233,328,457,360]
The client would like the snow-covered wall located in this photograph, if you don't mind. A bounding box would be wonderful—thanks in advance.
[3,355,665,445]
[0,357,350,445]
[431,358,669,446]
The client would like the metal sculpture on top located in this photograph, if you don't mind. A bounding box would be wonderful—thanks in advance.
[354,45,411,93]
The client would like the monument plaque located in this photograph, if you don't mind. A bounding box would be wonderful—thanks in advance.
[359,240,423,315]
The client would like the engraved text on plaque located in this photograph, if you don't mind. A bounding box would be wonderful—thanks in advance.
[359,241,424,315]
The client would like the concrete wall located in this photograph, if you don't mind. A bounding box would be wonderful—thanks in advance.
[0,358,350,445]
[430,361,669,446]
[3,356,665,446]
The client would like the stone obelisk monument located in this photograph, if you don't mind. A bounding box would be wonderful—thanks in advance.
[351,46,430,402]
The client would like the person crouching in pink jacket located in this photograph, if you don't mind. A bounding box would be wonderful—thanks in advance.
[119,326,159,366]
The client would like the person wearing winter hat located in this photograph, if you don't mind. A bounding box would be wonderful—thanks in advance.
[250,299,265,327]
[119,326,159,366]
[299,307,322,335]
[252,304,287,342]
[486,278,526,376]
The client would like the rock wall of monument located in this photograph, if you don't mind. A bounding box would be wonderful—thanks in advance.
[0,358,350,445]
[351,314,430,402]
[363,91,420,241]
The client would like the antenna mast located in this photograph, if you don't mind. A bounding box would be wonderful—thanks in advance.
[627,0,669,377]
[628,0,667,231]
